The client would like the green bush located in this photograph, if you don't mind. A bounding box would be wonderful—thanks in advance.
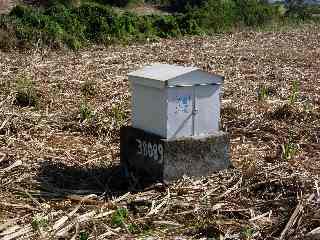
[178,0,278,32]
[288,80,300,105]
[94,0,143,7]
[10,5,66,46]
[46,4,85,38]
[0,16,19,50]
[146,0,171,4]
[75,3,115,40]
[285,2,318,21]
[79,101,94,121]
[31,214,49,231]
[0,0,317,50]
[191,0,238,32]
[14,77,38,107]
[9,4,85,48]
[169,0,207,12]
[48,0,81,8]
[63,34,83,49]
[176,12,203,35]
[137,15,158,36]
[79,232,89,240]
[111,207,128,227]
[154,14,181,37]
[234,0,278,26]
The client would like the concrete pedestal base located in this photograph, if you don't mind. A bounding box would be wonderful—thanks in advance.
[120,126,231,182]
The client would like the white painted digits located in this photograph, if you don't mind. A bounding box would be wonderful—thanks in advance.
[136,139,163,163]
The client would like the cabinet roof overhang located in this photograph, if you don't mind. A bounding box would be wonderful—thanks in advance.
[128,63,224,89]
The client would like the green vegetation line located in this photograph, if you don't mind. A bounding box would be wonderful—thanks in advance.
[0,0,319,50]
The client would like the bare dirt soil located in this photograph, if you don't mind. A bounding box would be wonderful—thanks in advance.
[0,24,320,239]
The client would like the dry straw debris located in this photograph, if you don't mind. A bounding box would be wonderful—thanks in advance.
[0,23,320,239]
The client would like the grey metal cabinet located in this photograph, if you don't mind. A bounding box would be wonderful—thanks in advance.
[128,64,223,139]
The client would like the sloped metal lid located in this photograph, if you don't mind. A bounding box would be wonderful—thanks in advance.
[128,63,223,88]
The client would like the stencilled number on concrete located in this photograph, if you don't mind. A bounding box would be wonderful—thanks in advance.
[136,139,163,163]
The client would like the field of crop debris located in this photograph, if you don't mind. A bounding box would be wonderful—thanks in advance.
[0,23,320,240]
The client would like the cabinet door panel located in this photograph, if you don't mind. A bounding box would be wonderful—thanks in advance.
[195,85,220,135]
[167,87,193,139]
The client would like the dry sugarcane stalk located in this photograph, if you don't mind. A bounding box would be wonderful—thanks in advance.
[0,153,5,163]
[97,230,118,239]
[306,227,320,240]
[40,182,103,196]
[0,221,15,233]
[0,202,37,211]
[52,204,82,231]
[93,210,114,219]
[216,177,242,200]
[0,25,320,240]
[1,226,33,240]
[153,220,182,227]
[0,226,20,236]
[147,189,170,216]
[249,211,272,222]
[55,210,96,237]
[21,188,43,210]
[52,194,100,232]
[0,160,22,173]
[279,194,315,240]
[0,116,11,131]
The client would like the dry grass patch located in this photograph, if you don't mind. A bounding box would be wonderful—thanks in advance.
[0,23,320,239]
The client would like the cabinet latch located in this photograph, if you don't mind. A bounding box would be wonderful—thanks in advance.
[192,108,199,115]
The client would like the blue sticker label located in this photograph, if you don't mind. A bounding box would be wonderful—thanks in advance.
[176,95,191,113]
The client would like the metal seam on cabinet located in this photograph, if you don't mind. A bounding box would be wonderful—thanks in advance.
[167,83,220,88]
[192,86,196,136]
